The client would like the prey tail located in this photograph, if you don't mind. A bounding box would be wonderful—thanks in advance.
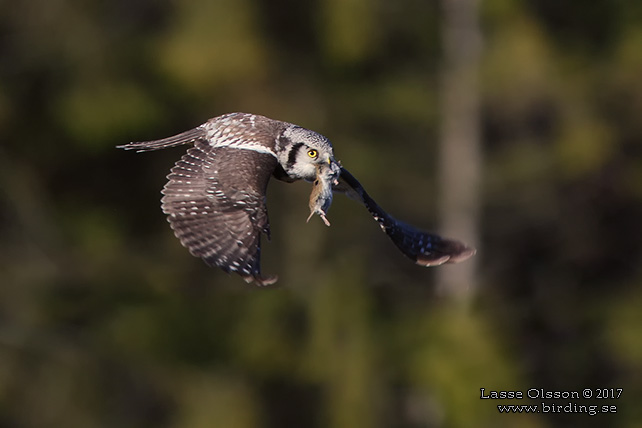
[337,167,475,266]
[117,127,205,152]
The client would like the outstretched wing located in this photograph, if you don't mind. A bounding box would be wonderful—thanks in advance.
[160,139,279,285]
[336,168,475,266]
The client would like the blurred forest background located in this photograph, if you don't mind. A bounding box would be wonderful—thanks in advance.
[1,0,642,427]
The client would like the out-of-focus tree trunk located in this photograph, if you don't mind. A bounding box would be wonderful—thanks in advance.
[436,0,482,299]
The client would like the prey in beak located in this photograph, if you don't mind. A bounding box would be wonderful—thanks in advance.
[307,158,340,226]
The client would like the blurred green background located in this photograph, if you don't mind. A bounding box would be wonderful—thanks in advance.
[1,0,642,427]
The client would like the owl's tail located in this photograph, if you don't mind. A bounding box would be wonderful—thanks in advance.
[337,168,475,266]
[117,127,205,152]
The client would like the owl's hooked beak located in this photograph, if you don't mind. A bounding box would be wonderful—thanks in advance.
[323,157,341,186]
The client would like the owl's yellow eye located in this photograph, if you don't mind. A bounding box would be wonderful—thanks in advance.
[307,149,318,158]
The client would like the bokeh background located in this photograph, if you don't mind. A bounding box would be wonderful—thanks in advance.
[1,0,642,427]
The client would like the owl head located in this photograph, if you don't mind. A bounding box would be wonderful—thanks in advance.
[278,126,341,182]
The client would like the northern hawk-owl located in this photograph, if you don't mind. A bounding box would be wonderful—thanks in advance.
[118,113,475,285]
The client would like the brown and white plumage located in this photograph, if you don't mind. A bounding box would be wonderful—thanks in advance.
[162,141,277,285]
[118,112,474,285]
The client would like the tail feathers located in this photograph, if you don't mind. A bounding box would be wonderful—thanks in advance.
[117,127,205,152]
[385,219,476,267]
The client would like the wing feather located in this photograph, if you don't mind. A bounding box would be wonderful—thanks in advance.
[336,167,475,265]
[161,139,278,285]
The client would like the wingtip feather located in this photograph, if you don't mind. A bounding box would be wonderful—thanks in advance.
[415,239,476,267]
[243,274,279,286]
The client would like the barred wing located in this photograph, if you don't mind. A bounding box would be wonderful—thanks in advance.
[161,139,279,285]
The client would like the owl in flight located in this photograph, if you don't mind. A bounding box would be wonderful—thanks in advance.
[118,113,475,285]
